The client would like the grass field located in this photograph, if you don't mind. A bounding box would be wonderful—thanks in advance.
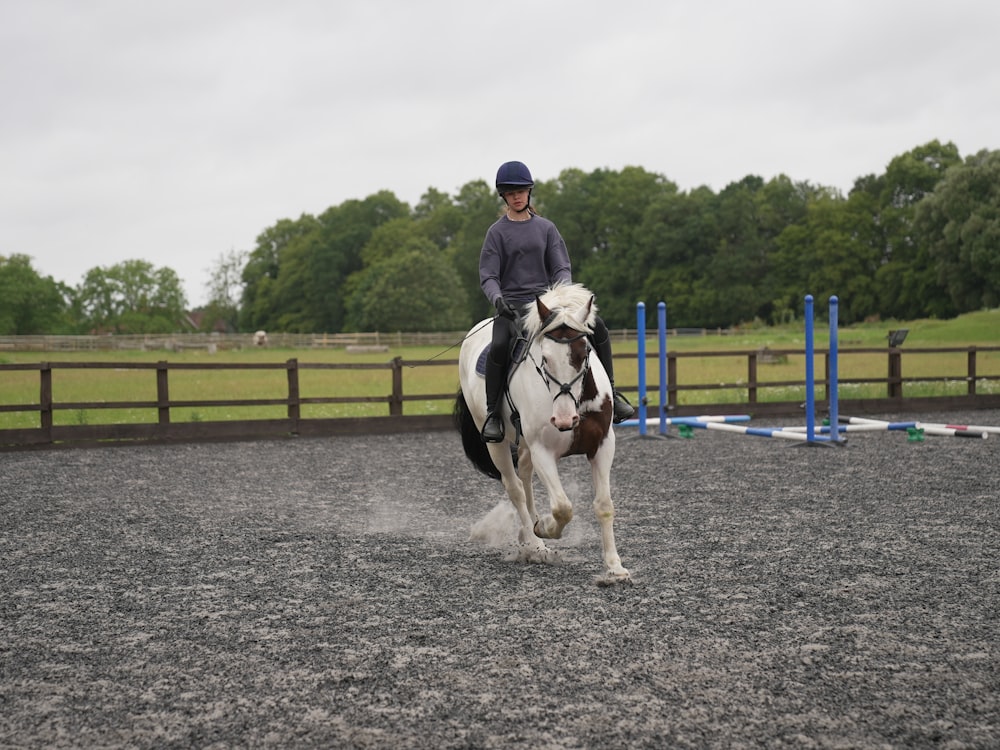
[2,309,998,429]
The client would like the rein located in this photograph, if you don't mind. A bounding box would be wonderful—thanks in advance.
[406,317,495,368]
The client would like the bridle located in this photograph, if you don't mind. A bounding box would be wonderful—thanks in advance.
[528,327,592,409]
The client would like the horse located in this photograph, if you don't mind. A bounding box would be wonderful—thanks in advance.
[454,283,631,585]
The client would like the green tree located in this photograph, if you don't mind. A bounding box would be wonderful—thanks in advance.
[701,176,772,326]
[0,254,70,334]
[275,192,410,332]
[240,216,319,331]
[200,249,247,332]
[359,217,421,266]
[632,186,719,327]
[771,188,881,325]
[540,166,676,326]
[535,167,606,283]
[74,260,188,334]
[445,180,503,323]
[346,236,468,332]
[631,175,814,328]
[240,192,410,333]
[917,149,1000,312]
[864,140,962,319]
[413,187,464,251]
[226,146,996,333]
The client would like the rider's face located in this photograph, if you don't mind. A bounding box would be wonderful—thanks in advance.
[503,188,530,210]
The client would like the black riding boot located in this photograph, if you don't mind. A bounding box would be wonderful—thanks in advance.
[592,325,635,424]
[481,351,507,442]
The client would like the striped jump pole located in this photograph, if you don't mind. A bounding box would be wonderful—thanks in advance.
[914,425,989,440]
[619,415,752,429]
[784,416,990,440]
[840,416,989,440]
[915,421,1000,436]
[781,422,917,434]
[682,420,822,442]
[848,415,1000,437]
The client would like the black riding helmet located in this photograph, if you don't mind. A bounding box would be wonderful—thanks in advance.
[496,161,534,214]
[495,160,534,195]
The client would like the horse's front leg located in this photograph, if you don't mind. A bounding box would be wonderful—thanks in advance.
[528,450,574,540]
[590,439,630,583]
[516,443,540,527]
[486,443,551,560]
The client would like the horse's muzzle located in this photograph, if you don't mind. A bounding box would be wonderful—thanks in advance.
[552,415,580,432]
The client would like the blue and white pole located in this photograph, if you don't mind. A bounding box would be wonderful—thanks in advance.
[657,301,667,435]
[636,302,647,436]
[804,295,816,442]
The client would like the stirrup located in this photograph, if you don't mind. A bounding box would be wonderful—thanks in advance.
[481,411,505,443]
[612,390,635,424]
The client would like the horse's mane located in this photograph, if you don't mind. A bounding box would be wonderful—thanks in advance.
[522,283,598,338]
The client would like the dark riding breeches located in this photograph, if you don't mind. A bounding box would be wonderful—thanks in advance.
[485,316,516,411]
[589,315,616,384]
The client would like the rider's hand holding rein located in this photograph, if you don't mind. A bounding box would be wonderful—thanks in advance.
[495,297,517,321]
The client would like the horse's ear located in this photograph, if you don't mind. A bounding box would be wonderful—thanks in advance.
[536,297,552,322]
[573,295,595,329]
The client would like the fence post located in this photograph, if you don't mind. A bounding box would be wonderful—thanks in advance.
[823,352,830,404]
[286,358,300,429]
[887,349,903,399]
[966,346,977,396]
[667,354,678,410]
[747,352,758,404]
[40,363,53,443]
[157,361,170,425]
[390,357,404,416]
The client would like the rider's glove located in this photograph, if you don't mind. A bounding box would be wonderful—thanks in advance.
[495,297,517,320]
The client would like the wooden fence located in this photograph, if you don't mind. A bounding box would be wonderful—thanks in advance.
[2,346,999,449]
[666,345,1000,405]
[0,327,645,353]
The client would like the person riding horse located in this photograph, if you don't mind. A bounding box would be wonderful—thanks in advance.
[478,160,634,442]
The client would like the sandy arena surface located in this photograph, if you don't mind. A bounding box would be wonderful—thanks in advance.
[2,410,998,748]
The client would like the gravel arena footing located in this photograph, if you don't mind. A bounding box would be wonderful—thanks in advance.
[2,410,998,749]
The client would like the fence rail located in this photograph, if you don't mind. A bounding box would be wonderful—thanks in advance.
[2,346,999,449]
[665,346,1000,405]
[0,331,472,352]
[0,326,737,353]
[0,328,648,352]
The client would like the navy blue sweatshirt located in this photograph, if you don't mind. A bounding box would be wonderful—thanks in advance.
[479,213,573,306]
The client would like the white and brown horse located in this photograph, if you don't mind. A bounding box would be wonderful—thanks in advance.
[454,283,630,584]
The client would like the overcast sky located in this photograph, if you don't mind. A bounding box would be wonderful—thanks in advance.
[3,0,998,307]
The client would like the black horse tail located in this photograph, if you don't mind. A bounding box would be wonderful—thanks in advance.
[453,389,501,481]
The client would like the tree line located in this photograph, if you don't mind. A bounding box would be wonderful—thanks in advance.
[3,140,998,336]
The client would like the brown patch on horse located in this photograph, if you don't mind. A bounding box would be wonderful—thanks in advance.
[544,324,590,370]
[564,369,612,460]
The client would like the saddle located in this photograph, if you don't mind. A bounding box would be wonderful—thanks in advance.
[474,331,530,378]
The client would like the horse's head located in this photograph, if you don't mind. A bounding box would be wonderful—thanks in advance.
[528,284,598,432]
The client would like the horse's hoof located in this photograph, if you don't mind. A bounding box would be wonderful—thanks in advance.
[532,520,556,539]
[594,570,633,587]
[533,519,564,540]
[516,543,559,564]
